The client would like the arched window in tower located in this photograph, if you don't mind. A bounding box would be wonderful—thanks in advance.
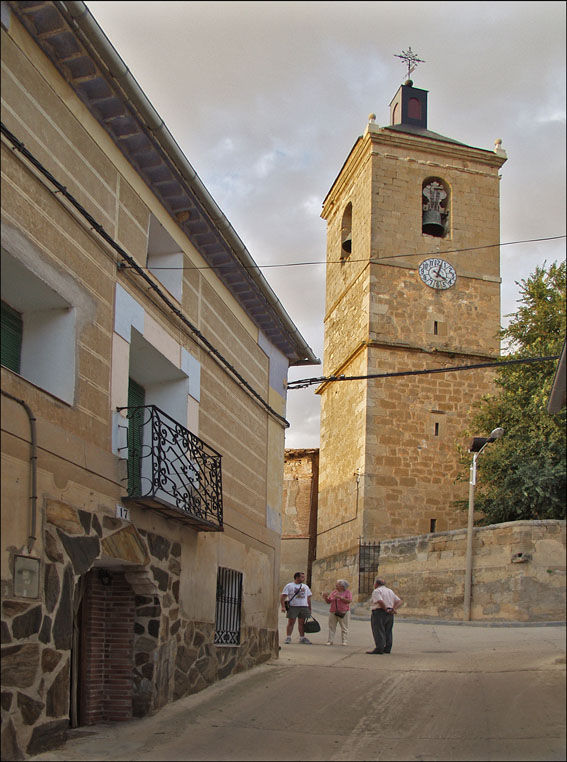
[408,98,421,120]
[341,203,353,259]
[422,178,449,237]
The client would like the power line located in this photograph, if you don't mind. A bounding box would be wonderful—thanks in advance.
[1,122,290,428]
[119,235,566,272]
[287,355,561,390]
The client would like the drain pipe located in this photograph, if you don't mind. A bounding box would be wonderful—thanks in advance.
[2,390,38,554]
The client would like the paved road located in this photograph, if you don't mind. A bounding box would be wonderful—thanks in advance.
[30,609,566,762]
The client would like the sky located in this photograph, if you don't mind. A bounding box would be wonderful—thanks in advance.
[85,1,566,448]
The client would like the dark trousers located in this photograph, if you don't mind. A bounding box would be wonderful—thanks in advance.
[371,609,394,653]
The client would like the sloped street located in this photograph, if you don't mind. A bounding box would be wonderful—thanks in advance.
[29,607,566,762]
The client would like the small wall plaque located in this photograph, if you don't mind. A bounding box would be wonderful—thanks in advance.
[115,504,130,521]
[14,555,40,598]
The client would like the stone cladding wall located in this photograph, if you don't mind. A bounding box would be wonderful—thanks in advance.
[1,499,277,760]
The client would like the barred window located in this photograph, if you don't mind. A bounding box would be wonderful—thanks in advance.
[358,540,380,595]
[214,567,242,645]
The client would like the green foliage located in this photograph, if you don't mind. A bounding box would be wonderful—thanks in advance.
[463,261,566,524]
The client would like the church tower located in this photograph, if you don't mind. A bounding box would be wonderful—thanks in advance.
[312,68,507,597]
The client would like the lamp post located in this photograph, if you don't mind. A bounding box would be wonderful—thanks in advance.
[463,427,504,621]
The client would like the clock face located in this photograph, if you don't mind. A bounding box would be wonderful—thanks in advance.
[418,258,457,290]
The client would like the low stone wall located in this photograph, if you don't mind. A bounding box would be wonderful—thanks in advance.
[311,546,361,600]
[358,520,566,622]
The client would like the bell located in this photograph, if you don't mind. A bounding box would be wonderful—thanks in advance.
[341,236,352,254]
[422,210,445,236]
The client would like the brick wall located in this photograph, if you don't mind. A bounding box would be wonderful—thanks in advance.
[81,570,135,724]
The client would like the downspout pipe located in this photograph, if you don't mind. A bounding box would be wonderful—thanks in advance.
[2,390,38,554]
[57,1,319,367]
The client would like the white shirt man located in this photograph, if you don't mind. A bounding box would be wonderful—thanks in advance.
[280,571,313,644]
[367,578,402,654]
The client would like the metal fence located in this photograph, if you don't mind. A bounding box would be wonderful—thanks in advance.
[214,567,243,645]
[358,540,381,595]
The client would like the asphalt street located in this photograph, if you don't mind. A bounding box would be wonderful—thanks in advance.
[29,606,566,762]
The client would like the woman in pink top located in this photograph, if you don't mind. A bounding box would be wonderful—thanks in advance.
[322,579,352,646]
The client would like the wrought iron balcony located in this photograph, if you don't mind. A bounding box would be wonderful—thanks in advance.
[119,405,223,531]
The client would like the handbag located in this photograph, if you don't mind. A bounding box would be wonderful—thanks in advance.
[334,611,346,618]
[302,615,321,633]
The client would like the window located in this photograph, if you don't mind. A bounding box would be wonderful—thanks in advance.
[146,214,183,302]
[1,248,78,403]
[1,301,22,373]
[214,567,243,645]
[340,203,352,259]
[430,519,437,533]
[408,98,421,120]
[422,178,450,238]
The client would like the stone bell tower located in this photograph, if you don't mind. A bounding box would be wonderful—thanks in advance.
[311,70,507,598]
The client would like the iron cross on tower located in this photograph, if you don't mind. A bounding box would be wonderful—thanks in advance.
[394,47,425,82]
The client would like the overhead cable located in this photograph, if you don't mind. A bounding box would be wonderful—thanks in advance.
[287,355,561,389]
[1,122,290,427]
[117,235,566,272]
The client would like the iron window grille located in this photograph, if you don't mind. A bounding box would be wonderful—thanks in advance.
[214,567,243,646]
[358,539,381,595]
[119,404,223,531]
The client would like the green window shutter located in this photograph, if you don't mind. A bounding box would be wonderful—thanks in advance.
[127,378,146,496]
[1,301,23,373]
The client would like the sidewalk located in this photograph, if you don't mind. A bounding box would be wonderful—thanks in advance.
[28,613,566,761]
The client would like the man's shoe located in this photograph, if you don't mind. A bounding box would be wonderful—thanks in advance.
[366,649,384,654]
[284,636,292,644]
[325,641,333,646]
[342,643,348,647]
[299,637,312,644]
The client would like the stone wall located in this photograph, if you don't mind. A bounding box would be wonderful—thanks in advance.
[354,520,566,622]
[1,500,278,760]
[315,117,505,596]
[310,546,361,602]
[280,450,318,589]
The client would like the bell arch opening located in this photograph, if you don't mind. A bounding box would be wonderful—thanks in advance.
[340,203,353,259]
[422,178,450,238]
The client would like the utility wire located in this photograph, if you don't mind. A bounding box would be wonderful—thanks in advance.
[119,235,566,271]
[1,122,290,427]
[287,355,561,389]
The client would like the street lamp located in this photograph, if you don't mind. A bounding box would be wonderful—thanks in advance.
[463,427,504,621]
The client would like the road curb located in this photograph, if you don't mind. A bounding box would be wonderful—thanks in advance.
[310,602,565,627]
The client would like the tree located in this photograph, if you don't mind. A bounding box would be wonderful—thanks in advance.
[463,260,566,524]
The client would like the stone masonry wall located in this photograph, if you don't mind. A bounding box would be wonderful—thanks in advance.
[280,450,318,589]
[357,520,566,621]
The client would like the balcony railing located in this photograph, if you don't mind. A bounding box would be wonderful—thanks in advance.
[119,405,223,531]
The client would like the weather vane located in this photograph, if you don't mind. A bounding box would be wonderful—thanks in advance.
[394,47,425,82]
